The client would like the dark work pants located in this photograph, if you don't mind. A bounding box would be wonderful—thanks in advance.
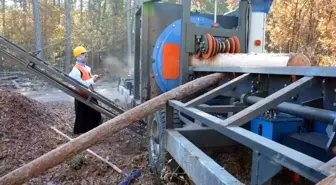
[73,98,102,134]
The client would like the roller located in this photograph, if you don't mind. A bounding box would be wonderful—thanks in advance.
[189,53,311,67]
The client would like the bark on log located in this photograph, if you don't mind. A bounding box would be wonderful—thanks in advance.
[316,155,336,185]
[316,173,336,185]
[189,53,311,67]
[0,73,226,185]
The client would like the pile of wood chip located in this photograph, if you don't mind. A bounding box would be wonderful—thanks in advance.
[0,89,69,180]
[0,89,159,185]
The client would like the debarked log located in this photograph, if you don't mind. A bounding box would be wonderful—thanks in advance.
[189,53,311,67]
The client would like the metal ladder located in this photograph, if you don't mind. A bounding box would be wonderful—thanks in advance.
[0,36,125,118]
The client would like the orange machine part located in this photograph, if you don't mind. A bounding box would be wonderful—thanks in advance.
[232,36,240,53]
[228,37,235,53]
[162,43,180,79]
[211,36,217,57]
[202,34,214,59]
[224,40,230,53]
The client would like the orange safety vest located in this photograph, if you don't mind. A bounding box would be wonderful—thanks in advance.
[74,64,92,98]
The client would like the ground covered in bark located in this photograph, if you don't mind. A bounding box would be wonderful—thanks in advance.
[0,88,316,185]
[0,89,160,185]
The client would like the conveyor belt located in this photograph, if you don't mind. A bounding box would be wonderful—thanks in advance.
[0,36,125,118]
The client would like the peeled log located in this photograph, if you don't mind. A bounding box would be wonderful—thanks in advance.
[189,53,311,67]
[0,73,226,185]
[316,174,336,185]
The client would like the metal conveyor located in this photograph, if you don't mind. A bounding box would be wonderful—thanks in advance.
[0,36,125,118]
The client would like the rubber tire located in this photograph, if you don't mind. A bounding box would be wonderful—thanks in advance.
[148,108,181,176]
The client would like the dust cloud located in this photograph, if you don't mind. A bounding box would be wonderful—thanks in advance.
[101,54,134,78]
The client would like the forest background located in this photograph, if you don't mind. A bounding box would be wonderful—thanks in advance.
[0,0,335,76]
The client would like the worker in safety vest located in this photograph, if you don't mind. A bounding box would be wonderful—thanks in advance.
[68,46,102,135]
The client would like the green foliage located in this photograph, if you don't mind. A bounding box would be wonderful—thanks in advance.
[68,153,85,170]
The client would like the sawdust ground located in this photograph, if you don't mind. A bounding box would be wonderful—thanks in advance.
[0,89,160,185]
[0,88,317,185]
[209,145,314,185]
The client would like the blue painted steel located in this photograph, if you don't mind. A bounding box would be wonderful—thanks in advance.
[251,116,330,162]
[314,121,328,135]
[283,133,330,162]
[250,0,274,13]
[152,16,223,93]
[117,169,141,185]
[250,114,305,143]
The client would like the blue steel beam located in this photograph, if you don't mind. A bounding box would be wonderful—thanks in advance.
[250,0,274,13]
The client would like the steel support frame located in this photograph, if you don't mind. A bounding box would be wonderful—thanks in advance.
[179,0,250,85]
[168,100,330,183]
[163,74,336,184]
[134,7,141,101]
[189,75,315,127]
[165,129,244,185]
[196,104,247,114]
[251,151,282,185]
[185,73,251,107]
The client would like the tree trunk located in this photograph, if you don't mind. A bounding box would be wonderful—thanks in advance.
[2,0,5,37]
[13,0,17,26]
[65,0,72,72]
[97,0,101,26]
[58,0,61,24]
[0,73,225,185]
[126,0,132,68]
[23,0,27,33]
[32,0,45,60]
[80,0,83,22]
[111,1,118,53]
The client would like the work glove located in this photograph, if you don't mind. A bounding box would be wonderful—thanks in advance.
[93,74,102,82]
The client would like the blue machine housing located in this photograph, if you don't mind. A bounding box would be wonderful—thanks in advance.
[152,16,223,94]
[251,113,331,162]
[251,114,306,143]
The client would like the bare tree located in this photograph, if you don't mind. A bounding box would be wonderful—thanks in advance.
[126,0,132,68]
[2,0,5,37]
[0,0,3,71]
[23,0,27,32]
[32,0,45,59]
[65,0,72,72]
[80,0,83,22]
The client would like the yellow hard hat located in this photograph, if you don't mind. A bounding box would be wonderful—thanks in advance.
[73,46,87,58]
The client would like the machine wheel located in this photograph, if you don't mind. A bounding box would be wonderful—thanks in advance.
[148,109,181,176]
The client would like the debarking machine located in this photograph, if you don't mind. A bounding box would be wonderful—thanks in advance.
[133,0,336,184]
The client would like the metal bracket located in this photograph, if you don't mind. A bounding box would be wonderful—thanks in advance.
[186,73,251,107]
[251,151,282,185]
[326,121,336,157]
